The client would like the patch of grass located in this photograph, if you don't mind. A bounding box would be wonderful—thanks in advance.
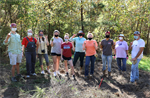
[32,86,46,98]
[127,55,150,72]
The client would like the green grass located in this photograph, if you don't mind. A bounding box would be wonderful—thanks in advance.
[127,55,150,72]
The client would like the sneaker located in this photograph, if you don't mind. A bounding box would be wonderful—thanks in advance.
[41,70,45,75]
[46,68,51,74]
[84,76,88,80]
[16,74,22,78]
[26,75,30,78]
[90,74,93,78]
[73,75,75,80]
[56,71,60,75]
[53,72,57,77]
[11,77,17,82]
[65,72,69,77]
[31,73,37,76]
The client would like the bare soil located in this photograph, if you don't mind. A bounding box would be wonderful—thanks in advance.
[0,56,150,98]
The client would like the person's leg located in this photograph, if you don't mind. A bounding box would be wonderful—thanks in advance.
[64,60,68,73]
[116,58,122,71]
[90,55,96,75]
[73,52,79,66]
[16,52,22,75]
[85,56,90,76]
[31,52,36,74]
[52,56,57,72]
[135,59,141,80]
[102,55,107,71]
[56,56,61,72]
[11,65,16,77]
[68,59,75,75]
[44,54,50,70]
[9,52,17,77]
[16,63,20,74]
[107,55,112,72]
[79,52,85,68]
[25,52,31,75]
[38,54,44,71]
[122,58,127,71]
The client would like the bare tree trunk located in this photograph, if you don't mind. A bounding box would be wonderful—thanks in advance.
[146,27,150,54]
[8,4,12,23]
[81,0,84,32]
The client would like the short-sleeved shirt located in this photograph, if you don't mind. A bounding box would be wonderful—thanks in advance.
[101,39,114,56]
[115,40,128,58]
[61,42,72,57]
[70,37,86,52]
[3,32,22,54]
[83,40,98,56]
[22,37,37,48]
[131,39,145,59]
[37,37,48,54]
[50,37,63,54]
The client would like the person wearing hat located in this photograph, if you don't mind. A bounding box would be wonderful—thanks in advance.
[114,34,128,73]
[50,30,63,77]
[22,29,38,78]
[3,23,22,82]
[70,30,86,71]
[100,31,115,77]
[129,31,145,83]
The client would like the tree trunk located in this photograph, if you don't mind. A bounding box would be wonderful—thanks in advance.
[146,27,150,54]
[81,0,84,32]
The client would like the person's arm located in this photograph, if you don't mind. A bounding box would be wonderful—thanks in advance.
[94,41,98,50]
[72,41,75,51]
[112,41,115,49]
[132,47,144,60]
[83,41,86,50]
[3,33,11,45]
[69,34,76,41]
[50,37,54,47]
[129,41,133,50]
[45,36,49,46]
[61,49,63,61]
[100,41,103,50]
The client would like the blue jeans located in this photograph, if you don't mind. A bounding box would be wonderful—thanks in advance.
[25,52,36,75]
[102,55,112,72]
[38,54,49,66]
[85,55,96,76]
[117,58,126,71]
[130,59,141,82]
[73,52,85,67]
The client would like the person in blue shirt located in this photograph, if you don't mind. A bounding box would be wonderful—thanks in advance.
[70,30,86,71]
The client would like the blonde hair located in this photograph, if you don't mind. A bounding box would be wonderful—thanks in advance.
[53,30,60,34]
[87,32,93,38]
[64,33,69,38]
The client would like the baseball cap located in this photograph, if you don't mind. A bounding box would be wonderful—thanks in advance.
[105,31,110,34]
[118,34,124,37]
[134,31,140,35]
[78,30,83,34]
[10,23,17,27]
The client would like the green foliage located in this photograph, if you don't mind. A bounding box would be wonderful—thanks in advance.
[32,86,46,98]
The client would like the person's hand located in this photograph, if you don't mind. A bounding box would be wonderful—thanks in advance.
[132,58,136,61]
[84,42,86,46]
[130,42,133,46]
[126,55,128,59]
[61,57,63,61]
[7,33,11,39]
[73,47,75,51]
[72,34,77,38]
[113,56,116,59]
[45,35,48,39]
[35,34,38,38]
[22,52,24,57]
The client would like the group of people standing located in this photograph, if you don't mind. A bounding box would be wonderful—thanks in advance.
[4,23,145,84]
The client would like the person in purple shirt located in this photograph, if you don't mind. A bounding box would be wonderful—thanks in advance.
[114,34,128,73]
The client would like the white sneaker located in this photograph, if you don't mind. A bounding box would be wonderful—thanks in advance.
[41,70,45,74]
[53,72,57,77]
[26,75,30,78]
[56,71,60,75]
[46,68,50,74]
[31,73,37,76]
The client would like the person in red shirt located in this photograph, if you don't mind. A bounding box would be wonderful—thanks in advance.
[22,29,38,78]
[61,33,75,80]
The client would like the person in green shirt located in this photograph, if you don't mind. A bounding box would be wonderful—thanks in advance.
[3,23,22,82]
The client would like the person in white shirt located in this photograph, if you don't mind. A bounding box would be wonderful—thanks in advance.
[129,31,145,83]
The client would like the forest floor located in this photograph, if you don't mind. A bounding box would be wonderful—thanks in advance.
[0,55,150,98]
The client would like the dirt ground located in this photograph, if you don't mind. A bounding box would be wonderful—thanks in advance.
[0,56,150,98]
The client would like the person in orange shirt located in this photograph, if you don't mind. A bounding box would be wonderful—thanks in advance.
[83,32,98,79]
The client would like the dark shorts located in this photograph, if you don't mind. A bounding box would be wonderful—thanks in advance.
[63,55,72,61]
[51,53,61,56]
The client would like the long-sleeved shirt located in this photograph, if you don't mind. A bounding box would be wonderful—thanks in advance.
[70,37,86,52]
[3,32,22,54]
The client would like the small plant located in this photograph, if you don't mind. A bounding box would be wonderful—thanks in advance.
[32,86,46,98]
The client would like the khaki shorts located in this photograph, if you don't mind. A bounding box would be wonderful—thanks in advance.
[9,52,22,65]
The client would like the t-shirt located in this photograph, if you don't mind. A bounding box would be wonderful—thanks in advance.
[61,42,72,57]
[101,39,114,56]
[70,37,86,52]
[131,39,145,59]
[115,40,128,58]
[37,37,48,54]
[83,40,98,56]
[22,37,37,48]
[50,37,63,54]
